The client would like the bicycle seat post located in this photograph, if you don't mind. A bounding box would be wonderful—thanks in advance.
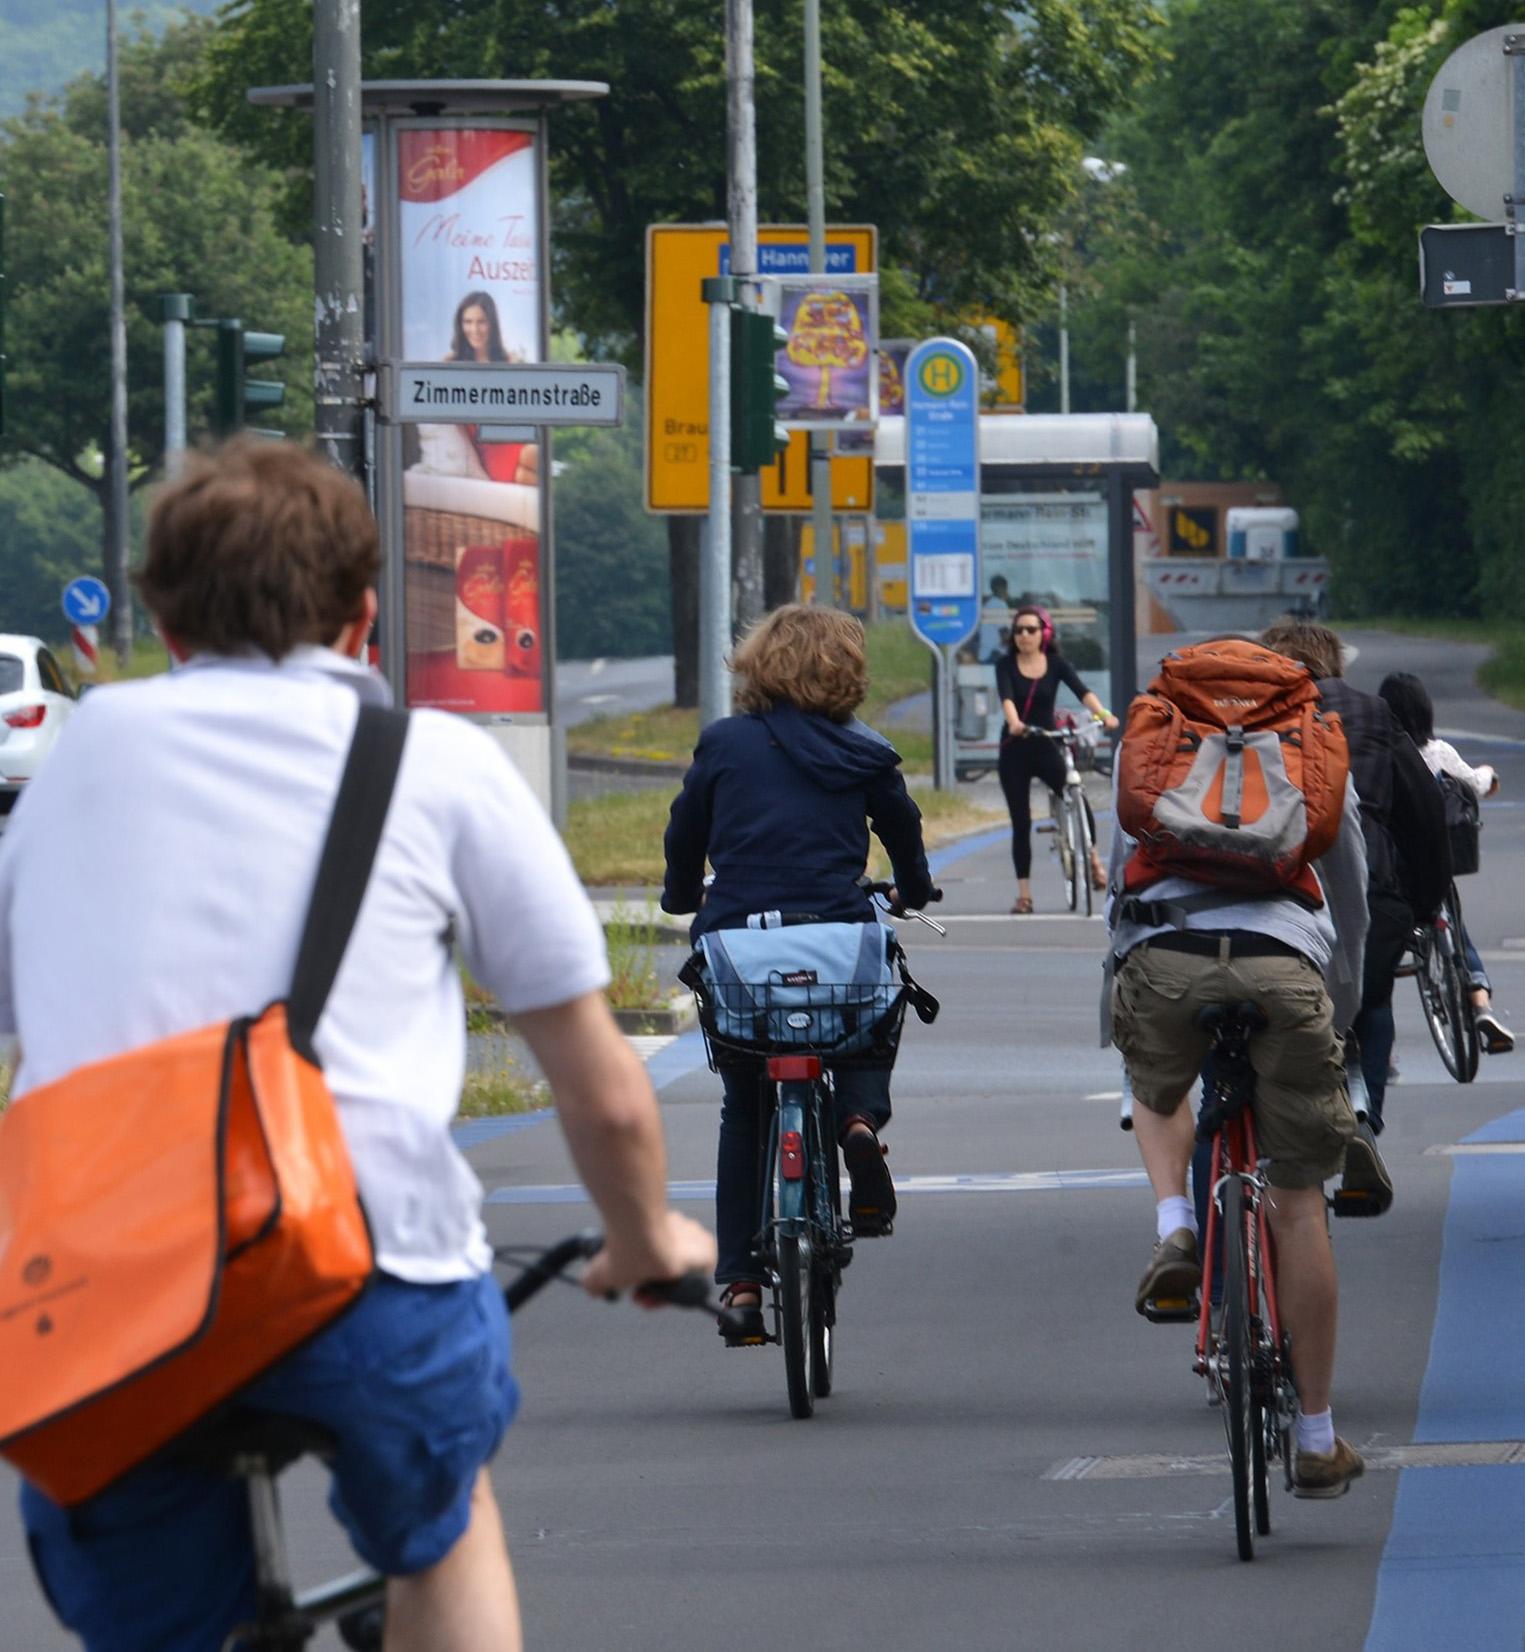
[237,1451,298,1628]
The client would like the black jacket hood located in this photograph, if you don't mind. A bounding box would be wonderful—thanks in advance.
[757,704,902,792]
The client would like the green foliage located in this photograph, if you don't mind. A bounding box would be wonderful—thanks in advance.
[553,399,671,659]
[198,0,1165,363]
[0,460,103,638]
[1064,0,1525,620]
[0,21,313,584]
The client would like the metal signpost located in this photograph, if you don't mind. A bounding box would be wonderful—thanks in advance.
[904,338,980,792]
[1420,24,1525,307]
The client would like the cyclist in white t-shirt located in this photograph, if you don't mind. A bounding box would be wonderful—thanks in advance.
[0,440,714,1652]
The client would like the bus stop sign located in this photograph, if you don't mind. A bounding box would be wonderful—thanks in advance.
[905,338,980,650]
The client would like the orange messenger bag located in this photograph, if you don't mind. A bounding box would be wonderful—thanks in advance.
[0,702,409,1506]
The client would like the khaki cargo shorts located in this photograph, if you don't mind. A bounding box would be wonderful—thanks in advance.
[1111,943,1355,1189]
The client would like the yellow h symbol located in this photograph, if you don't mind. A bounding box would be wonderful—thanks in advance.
[921,353,961,396]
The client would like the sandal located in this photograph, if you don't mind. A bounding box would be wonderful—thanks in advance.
[718,1282,767,1347]
[842,1118,896,1237]
[1011,895,1034,915]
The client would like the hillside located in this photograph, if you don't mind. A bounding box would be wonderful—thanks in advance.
[1,0,220,118]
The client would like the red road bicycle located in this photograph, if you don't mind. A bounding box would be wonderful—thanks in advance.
[1142,1004,1298,1561]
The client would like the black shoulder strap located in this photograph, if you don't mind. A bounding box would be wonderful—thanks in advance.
[287,702,411,1061]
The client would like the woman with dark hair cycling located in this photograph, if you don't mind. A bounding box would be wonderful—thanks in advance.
[996,602,1118,914]
[1378,671,1514,1053]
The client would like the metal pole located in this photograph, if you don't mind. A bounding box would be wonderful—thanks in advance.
[1059,282,1070,416]
[702,290,733,726]
[105,0,132,665]
[312,0,366,479]
[804,0,833,604]
[1126,316,1137,413]
[728,0,765,630]
[1510,36,1525,300]
[162,293,190,475]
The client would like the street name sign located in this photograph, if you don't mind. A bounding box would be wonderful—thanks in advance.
[61,576,110,627]
[905,338,980,650]
[380,362,624,425]
[645,223,876,514]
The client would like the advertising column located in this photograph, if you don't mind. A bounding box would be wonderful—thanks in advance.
[394,126,546,715]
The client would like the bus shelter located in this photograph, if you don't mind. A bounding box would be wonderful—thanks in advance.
[875,413,1159,779]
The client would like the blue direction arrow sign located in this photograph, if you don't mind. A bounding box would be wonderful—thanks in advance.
[62,575,111,627]
[905,339,980,649]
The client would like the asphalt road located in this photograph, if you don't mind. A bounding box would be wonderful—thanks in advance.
[5,628,1525,1650]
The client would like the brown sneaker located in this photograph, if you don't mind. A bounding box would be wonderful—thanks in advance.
[1134,1228,1201,1316]
[1292,1436,1365,1499]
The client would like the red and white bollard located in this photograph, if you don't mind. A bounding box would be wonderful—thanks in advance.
[71,624,99,677]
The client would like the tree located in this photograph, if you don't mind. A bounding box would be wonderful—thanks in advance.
[0,21,313,586]
[200,0,1166,698]
[0,461,106,640]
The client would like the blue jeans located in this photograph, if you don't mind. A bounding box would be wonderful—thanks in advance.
[716,1064,891,1284]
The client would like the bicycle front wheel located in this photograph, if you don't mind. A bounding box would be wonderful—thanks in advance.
[1074,787,1095,919]
[1416,919,1472,1082]
[778,1231,814,1419]
[1062,797,1082,912]
[1221,1176,1256,1561]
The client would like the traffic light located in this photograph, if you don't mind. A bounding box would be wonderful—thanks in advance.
[214,318,286,437]
[730,308,789,471]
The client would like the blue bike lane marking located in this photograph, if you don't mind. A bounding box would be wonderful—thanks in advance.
[1365,1104,1525,1652]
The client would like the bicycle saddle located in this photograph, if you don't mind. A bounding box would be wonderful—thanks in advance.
[174,1408,339,1477]
[1194,1002,1269,1039]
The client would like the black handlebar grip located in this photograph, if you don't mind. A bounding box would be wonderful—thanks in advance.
[636,1271,714,1310]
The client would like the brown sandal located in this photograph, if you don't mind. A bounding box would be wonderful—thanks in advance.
[1011,895,1034,915]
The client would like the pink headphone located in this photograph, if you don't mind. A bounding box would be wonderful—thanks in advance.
[1013,605,1055,652]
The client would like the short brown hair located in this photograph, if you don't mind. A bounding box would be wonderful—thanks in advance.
[730,604,868,721]
[1260,618,1343,680]
[137,439,380,659]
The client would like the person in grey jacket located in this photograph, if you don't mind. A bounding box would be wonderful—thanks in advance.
[1106,759,1371,1499]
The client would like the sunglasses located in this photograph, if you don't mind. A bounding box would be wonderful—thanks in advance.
[1012,624,1043,635]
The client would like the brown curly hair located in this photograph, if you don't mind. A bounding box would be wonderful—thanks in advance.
[1260,618,1344,681]
[730,604,868,722]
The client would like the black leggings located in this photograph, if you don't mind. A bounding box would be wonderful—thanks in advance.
[997,735,1097,880]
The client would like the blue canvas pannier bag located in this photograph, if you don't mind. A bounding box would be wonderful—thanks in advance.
[697,921,901,1054]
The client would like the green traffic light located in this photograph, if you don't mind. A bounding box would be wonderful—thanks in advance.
[213,319,286,436]
[729,310,791,472]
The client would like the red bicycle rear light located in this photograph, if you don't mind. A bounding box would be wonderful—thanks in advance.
[3,705,45,730]
[766,1055,822,1081]
[779,1130,805,1180]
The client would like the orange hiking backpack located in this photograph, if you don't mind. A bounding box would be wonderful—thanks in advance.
[0,704,408,1507]
[1116,637,1349,906]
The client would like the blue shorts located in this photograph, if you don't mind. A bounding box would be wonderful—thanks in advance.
[21,1271,516,1652]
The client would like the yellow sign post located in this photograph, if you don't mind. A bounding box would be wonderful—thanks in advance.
[645,223,877,514]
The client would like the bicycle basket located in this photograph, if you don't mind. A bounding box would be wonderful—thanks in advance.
[690,921,906,1065]
[1438,771,1481,876]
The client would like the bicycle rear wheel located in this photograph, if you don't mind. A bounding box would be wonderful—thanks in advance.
[1416,919,1472,1082]
[778,1231,814,1419]
[810,1112,840,1399]
[1221,1176,1256,1561]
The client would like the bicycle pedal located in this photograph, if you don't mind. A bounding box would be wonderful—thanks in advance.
[1331,1188,1389,1218]
[1143,1295,1199,1325]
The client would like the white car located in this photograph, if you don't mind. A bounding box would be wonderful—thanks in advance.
[0,634,78,827]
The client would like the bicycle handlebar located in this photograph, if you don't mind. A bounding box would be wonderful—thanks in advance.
[861,878,947,935]
[497,1230,744,1331]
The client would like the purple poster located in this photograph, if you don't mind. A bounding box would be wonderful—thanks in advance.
[775,277,878,429]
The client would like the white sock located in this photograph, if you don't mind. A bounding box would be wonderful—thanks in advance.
[1155,1195,1197,1243]
[1296,1408,1335,1456]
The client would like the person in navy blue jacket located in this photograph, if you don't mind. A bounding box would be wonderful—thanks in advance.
[662,604,936,1342]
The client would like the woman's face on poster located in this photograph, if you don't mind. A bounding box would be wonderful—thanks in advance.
[461,304,491,360]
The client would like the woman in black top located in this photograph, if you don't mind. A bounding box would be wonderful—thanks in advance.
[996,604,1118,914]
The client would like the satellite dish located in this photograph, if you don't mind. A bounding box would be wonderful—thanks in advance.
[1422,24,1525,221]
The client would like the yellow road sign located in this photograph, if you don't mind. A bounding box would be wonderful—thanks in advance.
[966,311,1024,411]
[645,223,877,514]
[759,431,874,514]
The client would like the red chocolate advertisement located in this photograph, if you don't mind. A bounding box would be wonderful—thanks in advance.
[396,126,546,714]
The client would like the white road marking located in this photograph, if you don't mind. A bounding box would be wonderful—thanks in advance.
[1044,1440,1525,1481]
[1424,1142,1525,1156]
